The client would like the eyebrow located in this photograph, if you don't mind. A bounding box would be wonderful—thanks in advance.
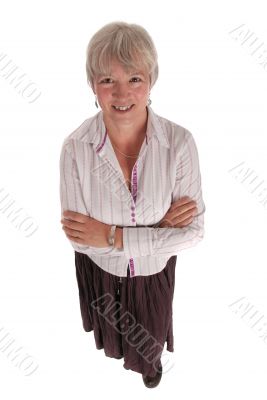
[99,71,145,77]
[129,71,146,77]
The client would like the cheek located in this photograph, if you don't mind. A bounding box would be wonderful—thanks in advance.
[97,88,109,98]
[135,86,150,98]
[97,85,149,100]
[95,86,111,98]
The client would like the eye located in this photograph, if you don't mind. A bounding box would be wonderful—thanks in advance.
[100,78,113,84]
[131,77,141,82]
[99,77,142,84]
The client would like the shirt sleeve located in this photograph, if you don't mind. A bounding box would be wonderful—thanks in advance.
[59,140,125,257]
[122,128,206,257]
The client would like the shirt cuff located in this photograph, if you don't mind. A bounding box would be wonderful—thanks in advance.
[123,227,153,258]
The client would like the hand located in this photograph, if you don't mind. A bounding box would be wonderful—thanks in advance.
[60,211,111,248]
[158,196,198,228]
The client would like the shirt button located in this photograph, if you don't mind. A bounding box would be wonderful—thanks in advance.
[131,206,135,210]
[131,218,136,223]
[131,213,135,217]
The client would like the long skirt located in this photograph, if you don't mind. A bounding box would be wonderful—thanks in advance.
[74,251,177,377]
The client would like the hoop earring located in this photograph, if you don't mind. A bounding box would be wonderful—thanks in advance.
[95,95,99,108]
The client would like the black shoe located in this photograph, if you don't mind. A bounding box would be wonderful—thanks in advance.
[142,361,162,388]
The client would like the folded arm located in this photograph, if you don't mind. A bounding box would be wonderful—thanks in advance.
[60,128,205,258]
[59,140,125,256]
[122,129,206,257]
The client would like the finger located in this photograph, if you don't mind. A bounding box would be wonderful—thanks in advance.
[174,215,194,228]
[159,217,174,227]
[173,207,197,224]
[172,196,191,206]
[62,226,84,238]
[170,197,196,211]
[65,232,85,244]
[62,210,87,222]
[171,202,197,216]
[61,219,86,232]
[178,205,198,217]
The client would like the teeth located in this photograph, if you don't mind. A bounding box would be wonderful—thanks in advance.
[114,105,132,110]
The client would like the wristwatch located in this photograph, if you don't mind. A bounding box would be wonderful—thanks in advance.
[108,225,116,247]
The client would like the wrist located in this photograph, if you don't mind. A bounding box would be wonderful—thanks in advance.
[114,227,123,249]
[108,224,116,247]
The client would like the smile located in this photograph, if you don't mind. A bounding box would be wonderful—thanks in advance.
[112,104,134,112]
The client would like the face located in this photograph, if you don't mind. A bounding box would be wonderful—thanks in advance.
[92,58,151,122]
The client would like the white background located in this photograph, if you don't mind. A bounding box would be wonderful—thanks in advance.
[0,0,267,398]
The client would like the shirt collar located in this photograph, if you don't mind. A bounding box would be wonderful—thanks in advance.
[88,105,170,149]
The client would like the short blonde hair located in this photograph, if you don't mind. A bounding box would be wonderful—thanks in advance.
[85,21,159,91]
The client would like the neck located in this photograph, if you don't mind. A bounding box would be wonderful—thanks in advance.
[103,107,148,146]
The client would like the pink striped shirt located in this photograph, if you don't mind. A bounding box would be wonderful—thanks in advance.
[59,105,205,278]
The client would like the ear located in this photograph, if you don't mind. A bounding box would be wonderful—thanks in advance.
[89,79,96,94]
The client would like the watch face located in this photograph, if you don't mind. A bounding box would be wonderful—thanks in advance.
[108,225,116,246]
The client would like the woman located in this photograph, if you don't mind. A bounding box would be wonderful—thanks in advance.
[59,21,205,389]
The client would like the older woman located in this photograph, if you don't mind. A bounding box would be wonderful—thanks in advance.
[60,21,205,389]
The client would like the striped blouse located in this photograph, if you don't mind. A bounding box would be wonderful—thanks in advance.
[59,105,206,278]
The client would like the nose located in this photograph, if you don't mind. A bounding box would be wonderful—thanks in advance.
[112,82,131,99]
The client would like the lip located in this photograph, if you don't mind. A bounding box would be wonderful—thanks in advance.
[112,104,135,112]
[112,104,134,108]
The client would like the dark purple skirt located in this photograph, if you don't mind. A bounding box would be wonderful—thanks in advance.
[74,251,177,377]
